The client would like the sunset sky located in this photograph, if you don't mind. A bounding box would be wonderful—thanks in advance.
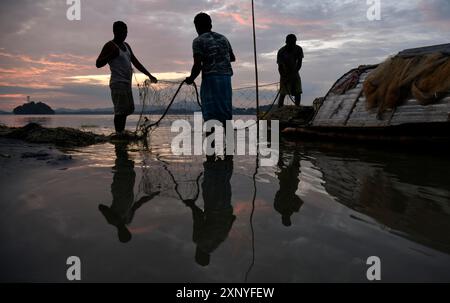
[0,0,449,111]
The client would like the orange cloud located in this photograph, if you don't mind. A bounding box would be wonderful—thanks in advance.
[0,94,26,99]
[0,51,96,89]
[214,11,328,30]
[215,12,270,29]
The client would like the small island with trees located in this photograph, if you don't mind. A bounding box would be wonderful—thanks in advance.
[13,97,55,115]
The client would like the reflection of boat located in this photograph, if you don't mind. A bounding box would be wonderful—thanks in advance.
[305,143,450,254]
[278,44,450,146]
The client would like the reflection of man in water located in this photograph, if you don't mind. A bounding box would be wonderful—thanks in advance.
[184,158,235,266]
[99,143,159,243]
[274,150,304,227]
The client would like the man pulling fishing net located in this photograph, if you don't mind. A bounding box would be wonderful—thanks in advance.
[185,13,236,159]
[96,21,158,139]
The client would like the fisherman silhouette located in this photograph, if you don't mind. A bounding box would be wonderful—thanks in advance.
[96,21,157,138]
[274,149,304,227]
[182,157,235,266]
[277,34,303,107]
[185,12,236,161]
[99,142,159,243]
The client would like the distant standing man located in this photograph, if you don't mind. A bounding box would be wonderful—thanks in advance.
[96,21,157,137]
[185,13,236,126]
[277,34,303,107]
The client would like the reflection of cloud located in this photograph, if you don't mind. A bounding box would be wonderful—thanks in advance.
[234,199,270,215]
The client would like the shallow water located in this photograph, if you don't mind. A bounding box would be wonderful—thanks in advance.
[0,115,449,282]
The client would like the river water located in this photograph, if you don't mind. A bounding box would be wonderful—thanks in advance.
[0,114,449,282]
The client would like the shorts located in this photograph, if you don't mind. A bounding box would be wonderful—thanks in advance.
[110,84,135,116]
[280,74,302,96]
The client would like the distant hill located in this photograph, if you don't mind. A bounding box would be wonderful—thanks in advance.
[13,101,55,115]
[53,103,270,115]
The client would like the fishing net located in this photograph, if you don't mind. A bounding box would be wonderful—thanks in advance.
[135,79,280,139]
[133,77,280,205]
[363,53,450,114]
[138,149,204,204]
[135,79,201,139]
[232,82,280,117]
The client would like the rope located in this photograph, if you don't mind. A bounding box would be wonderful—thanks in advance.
[192,82,202,108]
[137,80,188,136]
[233,82,279,91]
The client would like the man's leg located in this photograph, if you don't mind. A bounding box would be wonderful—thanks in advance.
[114,115,121,133]
[112,86,132,134]
[114,114,127,133]
[120,115,127,132]
[205,127,216,162]
[278,94,286,108]
[294,94,301,107]
[205,122,224,162]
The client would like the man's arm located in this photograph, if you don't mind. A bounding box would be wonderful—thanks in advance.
[126,43,157,83]
[277,50,287,77]
[228,40,236,63]
[185,54,202,85]
[230,50,236,63]
[296,48,303,72]
[295,58,303,73]
[96,42,119,68]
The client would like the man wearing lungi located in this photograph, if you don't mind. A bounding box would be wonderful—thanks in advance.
[185,13,236,126]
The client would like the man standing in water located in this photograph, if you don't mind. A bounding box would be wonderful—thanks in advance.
[96,21,157,138]
[277,34,303,107]
[185,12,236,151]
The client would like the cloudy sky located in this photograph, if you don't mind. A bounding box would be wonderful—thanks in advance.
[0,0,449,110]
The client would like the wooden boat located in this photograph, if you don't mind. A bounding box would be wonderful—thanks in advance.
[280,44,450,147]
